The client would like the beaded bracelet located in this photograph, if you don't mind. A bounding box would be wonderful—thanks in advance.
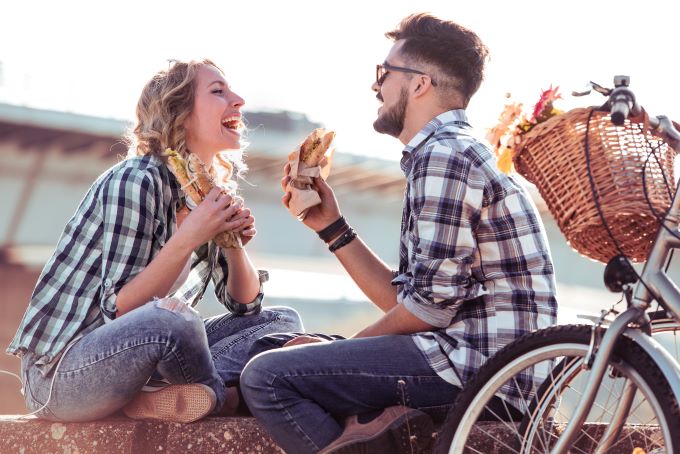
[328,228,358,253]
[316,216,349,243]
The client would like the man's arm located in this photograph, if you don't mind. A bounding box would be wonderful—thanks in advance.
[331,234,397,313]
[353,303,435,337]
[282,168,399,313]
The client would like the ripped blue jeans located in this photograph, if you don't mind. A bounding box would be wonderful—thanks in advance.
[20,299,302,422]
[240,335,460,454]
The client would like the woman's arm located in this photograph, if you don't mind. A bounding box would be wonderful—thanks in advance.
[212,200,261,308]
[223,248,260,304]
[116,188,242,316]
[115,232,195,317]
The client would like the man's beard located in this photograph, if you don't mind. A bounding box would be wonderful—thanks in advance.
[373,88,408,138]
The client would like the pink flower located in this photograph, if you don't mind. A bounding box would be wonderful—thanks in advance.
[531,85,562,122]
[487,85,563,174]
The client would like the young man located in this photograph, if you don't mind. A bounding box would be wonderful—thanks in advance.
[241,13,557,454]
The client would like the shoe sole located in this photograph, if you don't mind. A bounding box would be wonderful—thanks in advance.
[123,383,216,423]
[327,411,435,454]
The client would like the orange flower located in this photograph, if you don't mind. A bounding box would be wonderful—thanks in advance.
[487,86,563,174]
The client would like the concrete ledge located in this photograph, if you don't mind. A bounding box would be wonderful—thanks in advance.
[0,416,662,454]
[0,415,283,454]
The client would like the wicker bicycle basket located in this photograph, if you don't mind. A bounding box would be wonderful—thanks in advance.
[513,107,677,263]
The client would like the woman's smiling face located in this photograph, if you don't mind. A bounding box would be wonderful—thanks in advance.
[184,64,245,161]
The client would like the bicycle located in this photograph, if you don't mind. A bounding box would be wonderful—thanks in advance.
[434,77,680,454]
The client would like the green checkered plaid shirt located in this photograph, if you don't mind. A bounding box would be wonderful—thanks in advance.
[7,154,264,373]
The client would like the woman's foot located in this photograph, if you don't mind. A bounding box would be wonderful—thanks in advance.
[123,383,216,423]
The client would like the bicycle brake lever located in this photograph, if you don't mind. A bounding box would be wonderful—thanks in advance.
[572,81,612,98]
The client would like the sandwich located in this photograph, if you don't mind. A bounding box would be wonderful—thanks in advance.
[298,128,336,166]
[165,149,242,249]
[285,128,335,220]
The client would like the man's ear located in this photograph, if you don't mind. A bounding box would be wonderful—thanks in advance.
[412,75,432,98]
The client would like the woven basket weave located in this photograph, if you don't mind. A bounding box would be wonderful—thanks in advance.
[513,107,677,263]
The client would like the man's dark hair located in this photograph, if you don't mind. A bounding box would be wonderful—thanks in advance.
[386,13,489,106]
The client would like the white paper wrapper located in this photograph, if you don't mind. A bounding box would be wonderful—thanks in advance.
[285,148,334,220]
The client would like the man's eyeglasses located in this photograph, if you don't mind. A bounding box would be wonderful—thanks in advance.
[375,62,437,87]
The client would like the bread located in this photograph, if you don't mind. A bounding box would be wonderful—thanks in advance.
[299,128,335,166]
[165,149,243,249]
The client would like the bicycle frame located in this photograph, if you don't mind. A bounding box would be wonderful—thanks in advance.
[551,115,680,453]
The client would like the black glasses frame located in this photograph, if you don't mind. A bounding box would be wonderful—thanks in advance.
[376,62,437,87]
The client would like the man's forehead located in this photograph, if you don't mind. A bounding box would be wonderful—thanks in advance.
[384,40,406,64]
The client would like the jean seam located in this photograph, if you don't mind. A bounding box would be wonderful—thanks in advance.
[270,373,320,452]
[56,339,169,374]
[169,343,195,383]
[204,313,238,337]
[278,371,442,380]
[211,314,281,360]
[24,367,65,421]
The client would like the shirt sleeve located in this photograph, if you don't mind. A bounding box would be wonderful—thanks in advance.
[211,249,265,315]
[396,143,487,328]
[99,168,158,319]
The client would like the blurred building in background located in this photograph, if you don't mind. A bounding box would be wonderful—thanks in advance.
[0,102,620,413]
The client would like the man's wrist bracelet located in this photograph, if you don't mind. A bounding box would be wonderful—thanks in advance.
[328,228,357,253]
[316,216,348,243]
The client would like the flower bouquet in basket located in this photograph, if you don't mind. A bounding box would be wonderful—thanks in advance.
[486,85,677,264]
[486,86,563,174]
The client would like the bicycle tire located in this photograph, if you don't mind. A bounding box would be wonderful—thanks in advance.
[434,324,680,453]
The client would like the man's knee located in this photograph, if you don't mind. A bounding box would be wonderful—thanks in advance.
[241,349,290,399]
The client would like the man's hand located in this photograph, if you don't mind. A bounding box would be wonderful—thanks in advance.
[281,162,342,232]
[282,335,330,347]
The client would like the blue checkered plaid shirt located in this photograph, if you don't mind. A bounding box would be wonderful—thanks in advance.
[395,110,558,392]
[7,154,264,373]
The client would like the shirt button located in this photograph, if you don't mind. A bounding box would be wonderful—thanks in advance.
[104,279,112,289]
[416,247,422,254]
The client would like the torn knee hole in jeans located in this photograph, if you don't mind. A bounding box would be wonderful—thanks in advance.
[155,297,199,321]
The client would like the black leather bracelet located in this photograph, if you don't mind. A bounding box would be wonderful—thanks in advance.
[328,228,357,253]
[316,216,348,243]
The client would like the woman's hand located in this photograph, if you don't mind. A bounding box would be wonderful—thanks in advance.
[175,188,244,250]
[228,198,257,247]
[281,162,343,233]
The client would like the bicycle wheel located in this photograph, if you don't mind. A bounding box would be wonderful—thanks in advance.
[434,325,680,454]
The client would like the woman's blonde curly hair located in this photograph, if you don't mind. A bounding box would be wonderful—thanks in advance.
[126,58,245,189]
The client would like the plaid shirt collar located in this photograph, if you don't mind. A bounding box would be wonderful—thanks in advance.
[400,109,471,175]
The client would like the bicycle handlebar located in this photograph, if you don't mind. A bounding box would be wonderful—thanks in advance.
[609,86,636,126]
[650,115,680,144]
[604,76,680,147]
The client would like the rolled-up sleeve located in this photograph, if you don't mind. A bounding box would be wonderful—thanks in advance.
[397,144,487,327]
[99,169,158,319]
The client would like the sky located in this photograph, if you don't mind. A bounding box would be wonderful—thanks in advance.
[1,0,679,160]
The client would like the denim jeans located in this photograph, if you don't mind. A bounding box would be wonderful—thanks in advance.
[240,334,460,454]
[20,299,302,422]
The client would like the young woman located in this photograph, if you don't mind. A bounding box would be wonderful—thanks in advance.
[6,59,302,423]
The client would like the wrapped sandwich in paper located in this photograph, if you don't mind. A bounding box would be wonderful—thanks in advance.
[165,149,243,249]
[286,128,336,220]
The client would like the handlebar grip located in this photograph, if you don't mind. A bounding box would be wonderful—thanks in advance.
[610,101,630,126]
[609,87,635,126]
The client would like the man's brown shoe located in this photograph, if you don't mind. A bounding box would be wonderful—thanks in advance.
[123,383,216,423]
[319,405,435,454]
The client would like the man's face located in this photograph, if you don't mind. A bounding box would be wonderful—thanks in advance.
[373,87,408,138]
[372,41,410,138]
